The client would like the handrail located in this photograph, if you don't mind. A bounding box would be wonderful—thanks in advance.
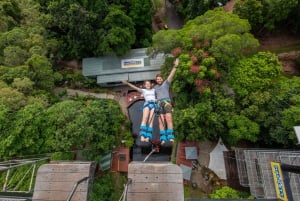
[0,158,50,172]
[66,176,90,201]
[118,178,132,201]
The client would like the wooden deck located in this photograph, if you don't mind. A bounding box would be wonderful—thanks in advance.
[32,161,96,201]
[127,162,184,201]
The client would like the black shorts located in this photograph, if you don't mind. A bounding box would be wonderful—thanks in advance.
[158,100,172,114]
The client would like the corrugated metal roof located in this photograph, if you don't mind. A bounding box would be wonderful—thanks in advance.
[82,48,166,84]
[185,199,278,201]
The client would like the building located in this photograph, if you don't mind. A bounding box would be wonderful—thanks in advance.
[234,148,300,200]
[82,48,166,86]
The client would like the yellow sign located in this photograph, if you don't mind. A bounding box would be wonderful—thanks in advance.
[270,162,288,201]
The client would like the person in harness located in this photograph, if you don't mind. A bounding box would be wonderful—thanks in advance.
[154,58,179,145]
[122,80,156,143]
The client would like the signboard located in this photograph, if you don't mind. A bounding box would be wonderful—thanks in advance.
[293,126,300,144]
[121,58,144,68]
[270,162,288,201]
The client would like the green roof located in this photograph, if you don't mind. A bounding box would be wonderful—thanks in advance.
[82,48,166,85]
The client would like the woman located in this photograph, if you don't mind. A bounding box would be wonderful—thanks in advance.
[122,80,156,142]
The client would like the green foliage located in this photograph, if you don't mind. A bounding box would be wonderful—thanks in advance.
[173,0,228,21]
[129,0,152,47]
[151,30,183,54]
[234,0,298,34]
[261,0,298,30]
[229,52,281,96]
[51,152,75,160]
[234,0,264,33]
[99,6,136,56]
[174,91,236,142]
[0,65,29,84]
[209,186,253,199]
[0,87,27,110]
[254,76,300,146]
[45,1,102,59]
[0,102,47,157]
[152,9,259,70]
[41,99,125,160]
[91,173,127,201]
[26,54,55,90]
[227,114,260,145]
[0,0,22,32]
[11,77,34,95]
[0,161,46,192]
[0,97,127,160]
[0,104,10,134]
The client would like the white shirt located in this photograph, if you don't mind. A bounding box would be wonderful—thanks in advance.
[142,89,155,101]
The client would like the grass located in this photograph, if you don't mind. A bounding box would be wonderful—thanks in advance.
[184,185,208,199]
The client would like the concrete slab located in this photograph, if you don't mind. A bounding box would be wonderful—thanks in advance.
[127,162,184,201]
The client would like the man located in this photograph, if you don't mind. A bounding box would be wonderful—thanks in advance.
[154,58,179,144]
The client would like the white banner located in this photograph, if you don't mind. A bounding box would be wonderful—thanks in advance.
[121,58,144,68]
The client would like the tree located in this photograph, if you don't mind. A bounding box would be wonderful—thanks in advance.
[45,0,103,59]
[0,87,27,110]
[0,0,22,32]
[227,114,260,145]
[234,0,298,34]
[266,76,300,146]
[26,54,55,90]
[11,77,34,95]
[171,0,228,21]
[228,52,281,96]
[41,99,125,160]
[261,0,298,30]
[0,65,29,84]
[129,0,152,47]
[173,90,236,142]
[0,27,27,65]
[233,0,264,33]
[151,9,259,71]
[98,6,136,56]
[150,9,259,144]
[0,104,10,137]
[0,102,47,158]
[285,1,300,33]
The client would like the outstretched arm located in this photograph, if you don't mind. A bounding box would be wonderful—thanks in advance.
[167,58,179,83]
[122,80,142,93]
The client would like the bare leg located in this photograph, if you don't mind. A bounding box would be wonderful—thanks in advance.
[165,113,174,142]
[158,114,167,144]
[140,108,150,142]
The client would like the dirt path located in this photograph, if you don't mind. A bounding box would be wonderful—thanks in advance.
[224,0,235,12]
[54,87,129,116]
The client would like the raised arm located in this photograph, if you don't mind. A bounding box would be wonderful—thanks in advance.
[167,58,179,83]
[122,80,142,93]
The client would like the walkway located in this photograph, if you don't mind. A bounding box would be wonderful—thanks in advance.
[55,87,128,116]
[165,0,184,29]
